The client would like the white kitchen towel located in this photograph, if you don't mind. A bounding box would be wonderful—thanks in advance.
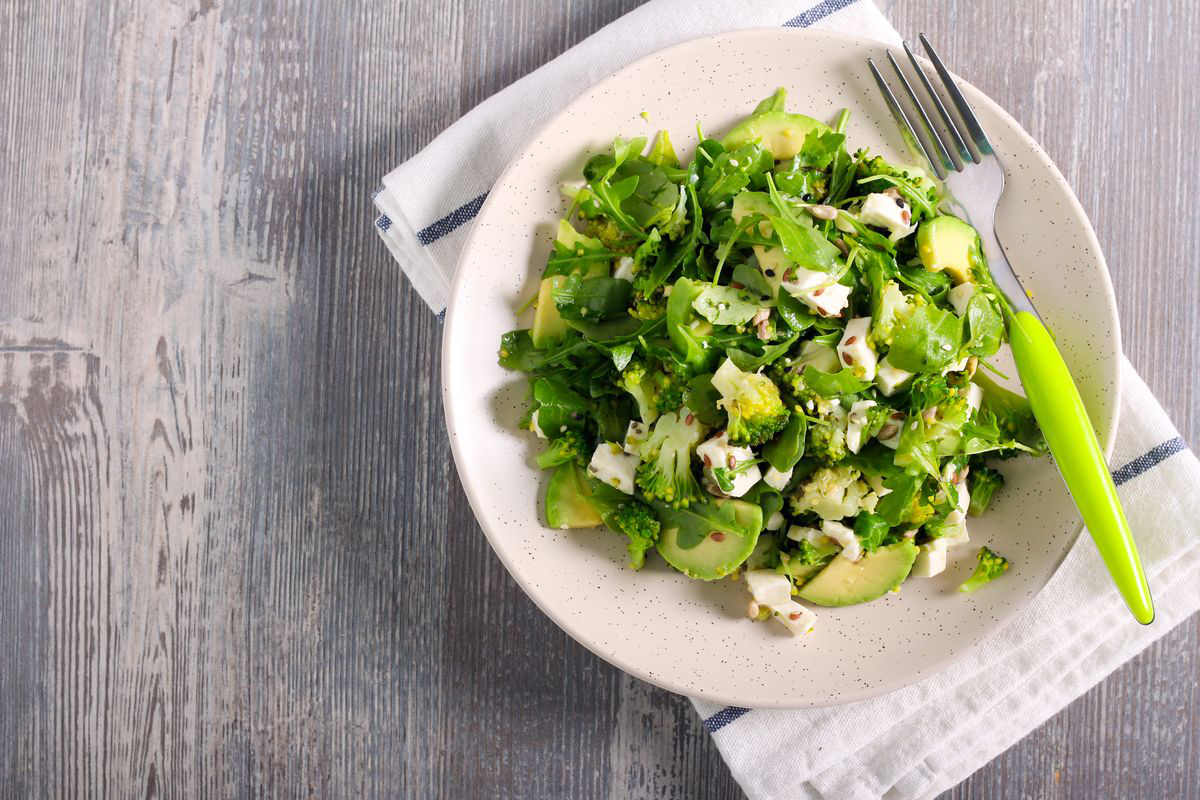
[373,2,1200,799]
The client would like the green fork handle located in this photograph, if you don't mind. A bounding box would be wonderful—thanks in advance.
[1008,311,1154,624]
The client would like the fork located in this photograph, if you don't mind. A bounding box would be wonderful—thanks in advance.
[868,36,1154,625]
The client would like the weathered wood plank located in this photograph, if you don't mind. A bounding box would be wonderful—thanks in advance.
[0,1,1195,799]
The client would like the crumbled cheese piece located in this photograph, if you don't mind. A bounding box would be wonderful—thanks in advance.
[875,357,913,397]
[586,441,639,494]
[744,569,793,606]
[845,399,878,454]
[966,382,984,417]
[837,316,878,380]
[770,600,817,635]
[613,256,635,282]
[697,431,761,498]
[786,525,826,545]
[763,465,793,491]
[765,510,786,531]
[911,539,949,577]
[822,519,862,562]
[858,192,916,240]
[876,410,906,450]
[624,420,648,455]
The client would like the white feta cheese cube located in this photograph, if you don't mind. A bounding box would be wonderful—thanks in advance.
[966,382,984,417]
[796,340,840,373]
[613,256,635,282]
[858,192,915,241]
[786,525,826,545]
[744,569,793,606]
[697,431,761,498]
[792,282,852,318]
[875,410,906,450]
[837,316,878,380]
[949,281,977,314]
[940,510,970,545]
[874,357,913,397]
[765,510,786,531]
[779,265,829,293]
[586,441,639,494]
[763,465,793,491]
[529,410,548,439]
[770,599,817,635]
[822,519,862,562]
[624,420,649,454]
[911,539,949,577]
[845,399,878,454]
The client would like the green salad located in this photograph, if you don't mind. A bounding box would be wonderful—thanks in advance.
[497,89,1045,637]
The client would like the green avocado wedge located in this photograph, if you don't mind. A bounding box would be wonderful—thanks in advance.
[797,540,919,607]
[655,498,763,580]
[722,110,829,159]
[545,463,603,529]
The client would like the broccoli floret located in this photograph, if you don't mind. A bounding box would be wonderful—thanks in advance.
[959,546,1011,592]
[629,290,667,320]
[618,359,686,423]
[789,465,874,520]
[635,410,705,508]
[967,466,1005,516]
[711,358,790,446]
[535,428,589,470]
[807,418,848,464]
[585,478,662,569]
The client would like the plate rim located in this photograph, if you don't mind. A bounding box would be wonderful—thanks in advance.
[441,27,1123,708]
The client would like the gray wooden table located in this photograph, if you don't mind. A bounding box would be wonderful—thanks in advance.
[1,0,1197,797]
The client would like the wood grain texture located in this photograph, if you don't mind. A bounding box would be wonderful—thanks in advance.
[0,1,1195,799]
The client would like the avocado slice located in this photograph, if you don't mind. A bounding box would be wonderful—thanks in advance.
[917,215,981,285]
[731,191,788,292]
[797,540,919,607]
[656,499,763,580]
[545,463,603,529]
[531,276,570,348]
[722,110,829,159]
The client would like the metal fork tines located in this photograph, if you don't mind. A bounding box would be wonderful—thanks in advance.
[868,35,1037,317]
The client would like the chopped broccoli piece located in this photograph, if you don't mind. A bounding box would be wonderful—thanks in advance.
[535,429,590,470]
[789,465,875,520]
[618,359,686,423]
[967,466,1005,516]
[586,478,662,569]
[635,410,705,508]
[959,546,1011,592]
[710,358,791,446]
[973,371,1046,456]
[807,416,848,464]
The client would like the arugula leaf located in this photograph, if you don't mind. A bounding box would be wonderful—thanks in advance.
[691,285,761,325]
[610,342,636,371]
[874,472,923,526]
[732,262,775,303]
[544,220,614,278]
[802,365,873,396]
[553,275,634,322]
[886,305,964,373]
[636,184,701,294]
[853,513,892,553]
[795,129,846,169]
[656,498,763,550]
[700,143,772,208]
[752,87,787,115]
[770,214,840,273]
[685,373,725,427]
[762,412,807,472]
[727,333,798,372]
[964,292,1004,358]
[646,130,679,168]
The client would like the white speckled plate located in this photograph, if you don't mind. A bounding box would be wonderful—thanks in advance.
[442,29,1120,708]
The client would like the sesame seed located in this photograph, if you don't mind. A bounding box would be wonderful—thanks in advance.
[685,413,695,425]
[788,612,802,621]
[710,531,725,542]
[845,335,857,345]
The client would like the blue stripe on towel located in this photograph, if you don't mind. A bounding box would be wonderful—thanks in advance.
[701,435,1191,734]
[783,0,860,28]
[416,192,489,245]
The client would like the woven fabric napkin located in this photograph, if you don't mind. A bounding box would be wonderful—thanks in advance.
[373,2,1200,797]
